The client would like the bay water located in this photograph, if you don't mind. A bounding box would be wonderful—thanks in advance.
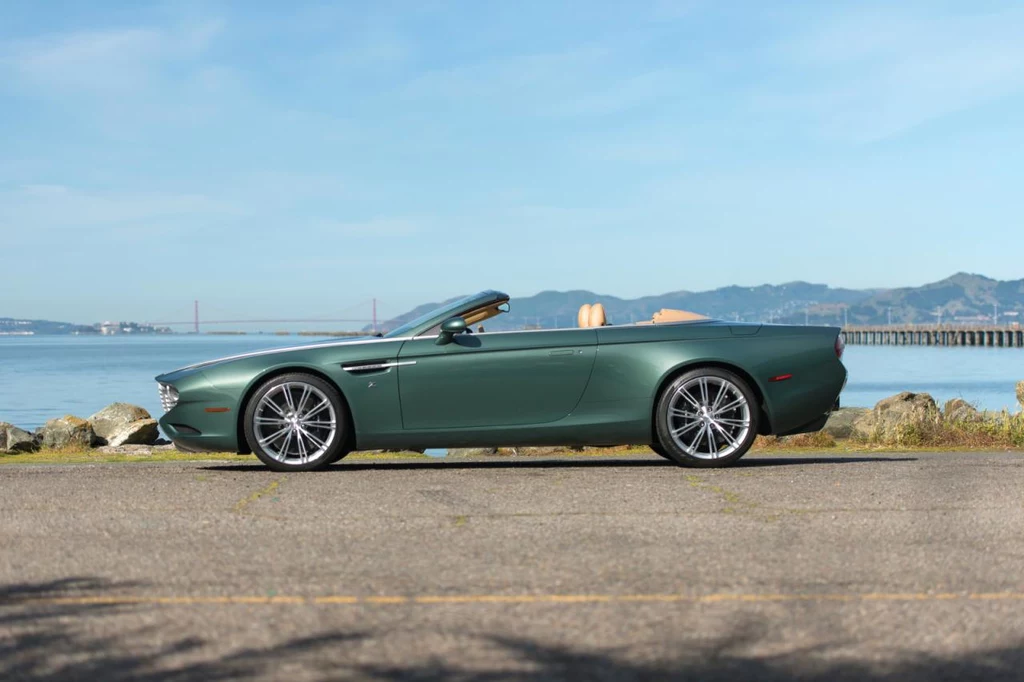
[1,335,1023,433]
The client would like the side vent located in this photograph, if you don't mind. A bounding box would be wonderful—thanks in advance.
[341,359,416,375]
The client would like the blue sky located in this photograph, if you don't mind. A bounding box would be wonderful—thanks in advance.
[2,1,1023,326]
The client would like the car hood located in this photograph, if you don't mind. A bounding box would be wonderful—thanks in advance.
[155,335,377,383]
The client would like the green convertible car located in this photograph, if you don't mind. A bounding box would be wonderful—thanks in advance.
[156,290,846,471]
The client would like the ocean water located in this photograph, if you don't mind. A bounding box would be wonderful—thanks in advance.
[1,336,1023,432]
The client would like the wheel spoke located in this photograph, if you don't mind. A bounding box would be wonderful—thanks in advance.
[258,425,290,445]
[711,421,740,449]
[698,378,709,405]
[711,398,745,417]
[303,400,330,420]
[711,383,726,411]
[676,387,701,409]
[671,420,702,437]
[282,386,296,412]
[705,424,716,455]
[669,408,699,419]
[296,429,308,463]
[716,418,750,427]
[264,399,287,417]
[300,426,329,451]
[296,385,312,416]
[255,416,288,425]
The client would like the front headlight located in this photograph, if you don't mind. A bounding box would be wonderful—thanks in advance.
[158,383,179,412]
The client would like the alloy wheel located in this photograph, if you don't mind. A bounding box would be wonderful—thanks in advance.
[666,375,751,460]
[252,381,337,465]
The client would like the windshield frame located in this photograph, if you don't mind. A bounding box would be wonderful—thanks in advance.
[384,290,509,338]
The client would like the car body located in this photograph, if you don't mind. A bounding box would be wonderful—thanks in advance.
[156,290,846,470]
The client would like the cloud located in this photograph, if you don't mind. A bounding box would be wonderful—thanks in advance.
[400,47,683,118]
[0,184,241,241]
[0,20,224,94]
[753,6,1024,142]
[314,217,423,237]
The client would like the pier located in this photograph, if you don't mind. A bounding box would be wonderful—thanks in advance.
[842,325,1024,348]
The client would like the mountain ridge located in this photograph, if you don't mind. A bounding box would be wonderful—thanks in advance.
[372,273,1024,331]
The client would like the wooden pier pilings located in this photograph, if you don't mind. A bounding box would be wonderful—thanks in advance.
[842,325,1024,348]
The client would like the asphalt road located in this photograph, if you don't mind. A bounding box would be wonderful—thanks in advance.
[2,451,1024,681]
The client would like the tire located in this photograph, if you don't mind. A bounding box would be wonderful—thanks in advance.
[648,442,673,461]
[243,373,350,472]
[654,367,759,468]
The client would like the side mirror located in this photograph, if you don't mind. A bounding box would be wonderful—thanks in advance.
[436,316,467,345]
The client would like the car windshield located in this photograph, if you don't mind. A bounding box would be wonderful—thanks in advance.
[384,293,484,338]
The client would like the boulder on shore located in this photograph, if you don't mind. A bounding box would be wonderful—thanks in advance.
[821,408,872,440]
[943,398,981,423]
[89,403,152,443]
[0,422,38,454]
[105,418,160,447]
[873,392,939,426]
[39,415,98,449]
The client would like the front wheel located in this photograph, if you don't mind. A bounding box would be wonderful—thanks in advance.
[654,368,759,468]
[243,373,350,471]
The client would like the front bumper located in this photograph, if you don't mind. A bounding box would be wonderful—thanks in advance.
[156,372,242,453]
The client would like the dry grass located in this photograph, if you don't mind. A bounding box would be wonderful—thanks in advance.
[862,411,1024,449]
[0,449,431,465]
[753,431,838,450]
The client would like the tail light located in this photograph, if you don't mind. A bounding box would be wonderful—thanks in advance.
[835,335,845,360]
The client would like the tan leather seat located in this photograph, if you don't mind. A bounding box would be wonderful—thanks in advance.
[578,303,608,327]
[651,308,707,323]
[578,304,592,328]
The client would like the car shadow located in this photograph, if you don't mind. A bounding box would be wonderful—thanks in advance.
[200,455,916,473]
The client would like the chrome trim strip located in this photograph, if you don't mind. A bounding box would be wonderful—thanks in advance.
[342,360,416,372]
[168,336,417,373]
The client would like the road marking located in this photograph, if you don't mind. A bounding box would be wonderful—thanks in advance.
[8,592,1024,607]
[232,480,280,513]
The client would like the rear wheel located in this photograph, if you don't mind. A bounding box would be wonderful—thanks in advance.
[654,368,759,468]
[244,373,350,472]
[648,442,673,461]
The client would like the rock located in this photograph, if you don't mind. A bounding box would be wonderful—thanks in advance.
[943,398,981,423]
[0,422,38,454]
[446,447,500,457]
[821,408,872,440]
[1017,381,1024,411]
[96,444,156,455]
[105,419,159,447]
[89,403,152,443]
[39,415,98,449]
[873,392,940,426]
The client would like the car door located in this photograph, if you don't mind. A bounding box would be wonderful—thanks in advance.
[397,329,598,429]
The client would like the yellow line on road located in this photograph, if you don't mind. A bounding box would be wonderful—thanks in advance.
[8,592,1024,607]
[232,480,280,513]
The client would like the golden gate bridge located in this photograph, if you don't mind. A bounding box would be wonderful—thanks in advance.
[148,299,387,333]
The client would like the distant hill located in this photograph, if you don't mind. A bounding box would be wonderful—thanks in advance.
[370,273,1024,331]
[0,318,96,335]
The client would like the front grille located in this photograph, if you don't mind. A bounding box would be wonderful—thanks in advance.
[158,383,179,412]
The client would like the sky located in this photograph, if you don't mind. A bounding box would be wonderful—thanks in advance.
[1,0,1023,326]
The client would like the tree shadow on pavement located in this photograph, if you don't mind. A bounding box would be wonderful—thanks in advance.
[353,632,1024,682]
[202,456,915,473]
[0,577,367,682]
[1,577,1020,681]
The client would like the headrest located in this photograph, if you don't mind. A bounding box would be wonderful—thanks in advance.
[578,303,607,327]
[578,304,592,328]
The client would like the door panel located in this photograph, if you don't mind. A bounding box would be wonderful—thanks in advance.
[397,330,597,429]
